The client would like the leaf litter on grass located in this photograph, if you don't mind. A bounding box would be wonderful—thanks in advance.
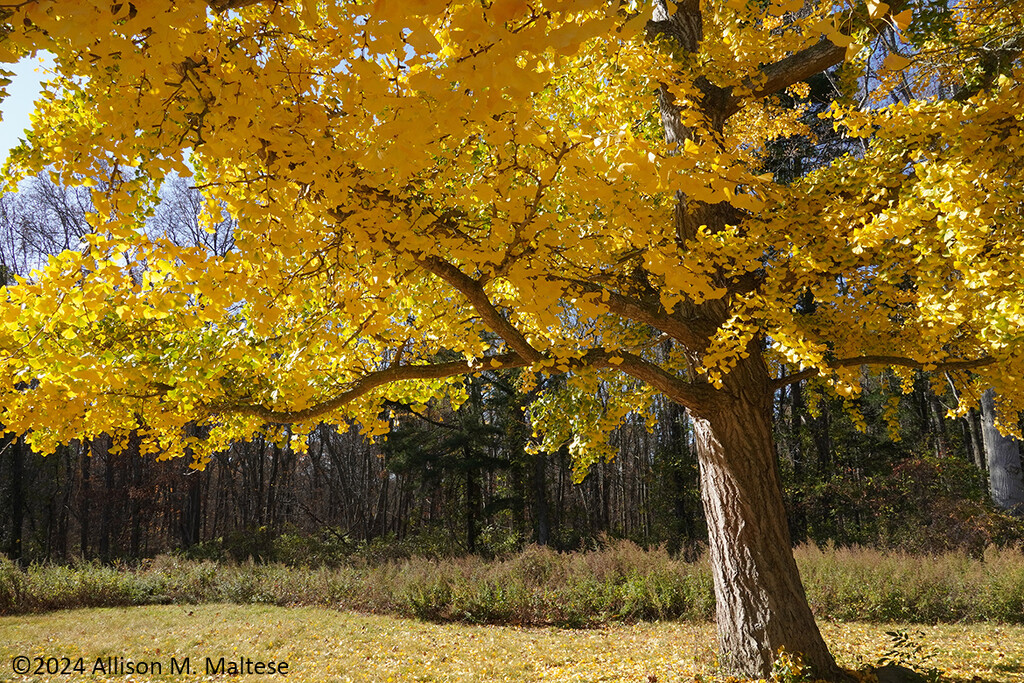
[1,605,1022,682]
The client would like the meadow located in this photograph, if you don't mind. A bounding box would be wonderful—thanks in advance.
[4,543,1024,626]
[3,543,1024,681]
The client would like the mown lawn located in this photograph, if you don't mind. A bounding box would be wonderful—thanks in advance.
[1,604,1022,682]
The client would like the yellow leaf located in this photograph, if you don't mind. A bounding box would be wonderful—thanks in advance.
[867,0,889,20]
[891,8,913,31]
[883,53,912,72]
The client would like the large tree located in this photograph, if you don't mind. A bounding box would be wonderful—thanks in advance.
[2,0,1023,677]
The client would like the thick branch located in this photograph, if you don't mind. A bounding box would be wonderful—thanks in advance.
[771,354,997,391]
[721,39,845,118]
[554,276,712,350]
[209,352,529,424]
[418,255,544,363]
[613,351,716,412]
[207,346,714,423]
[953,34,1024,101]
[207,0,263,10]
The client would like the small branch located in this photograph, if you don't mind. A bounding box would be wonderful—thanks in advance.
[771,354,996,391]
[383,399,460,430]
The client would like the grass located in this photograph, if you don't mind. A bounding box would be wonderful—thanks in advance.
[4,542,1024,626]
[1,604,1023,682]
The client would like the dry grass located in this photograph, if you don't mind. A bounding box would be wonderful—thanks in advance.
[2,605,1023,682]
[6,543,1024,626]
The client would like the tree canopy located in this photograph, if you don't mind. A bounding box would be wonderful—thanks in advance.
[1,0,1023,677]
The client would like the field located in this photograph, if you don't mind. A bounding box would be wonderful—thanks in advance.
[2,605,1023,682]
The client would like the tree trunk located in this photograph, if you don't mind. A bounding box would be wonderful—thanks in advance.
[98,436,114,561]
[6,433,25,563]
[980,388,1024,514]
[464,446,478,553]
[80,440,91,560]
[968,408,987,472]
[532,451,551,546]
[788,381,808,544]
[690,354,843,679]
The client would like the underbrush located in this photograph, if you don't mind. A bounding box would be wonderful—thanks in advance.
[2,542,1023,625]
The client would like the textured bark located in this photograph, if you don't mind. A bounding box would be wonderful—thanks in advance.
[980,389,1024,514]
[691,352,844,679]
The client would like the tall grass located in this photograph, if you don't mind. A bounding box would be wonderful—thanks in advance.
[2,542,1023,625]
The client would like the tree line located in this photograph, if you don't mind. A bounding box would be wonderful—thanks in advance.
[1,172,1020,564]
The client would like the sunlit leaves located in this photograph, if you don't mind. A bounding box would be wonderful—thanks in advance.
[1,0,1023,464]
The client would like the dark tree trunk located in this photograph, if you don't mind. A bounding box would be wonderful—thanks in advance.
[689,353,843,680]
[181,472,202,548]
[464,446,478,553]
[79,441,91,560]
[532,452,550,546]
[789,381,808,544]
[928,392,949,457]
[56,446,74,561]
[98,436,114,561]
[967,408,987,472]
[6,433,25,563]
[129,432,142,558]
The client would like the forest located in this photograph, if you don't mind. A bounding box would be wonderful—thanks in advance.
[2,0,1024,680]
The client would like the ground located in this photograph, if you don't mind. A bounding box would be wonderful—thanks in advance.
[1,605,1022,682]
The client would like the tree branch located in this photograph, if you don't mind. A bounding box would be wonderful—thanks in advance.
[552,276,712,351]
[206,345,715,424]
[771,354,997,391]
[206,0,264,10]
[613,351,716,412]
[953,34,1024,101]
[207,352,529,424]
[721,38,845,119]
[418,255,544,363]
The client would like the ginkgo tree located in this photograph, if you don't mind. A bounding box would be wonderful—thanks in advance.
[2,0,1023,678]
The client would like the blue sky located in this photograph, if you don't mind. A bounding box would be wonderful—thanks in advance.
[0,54,53,166]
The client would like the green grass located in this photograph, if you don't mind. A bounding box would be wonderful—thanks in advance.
[1,604,1022,682]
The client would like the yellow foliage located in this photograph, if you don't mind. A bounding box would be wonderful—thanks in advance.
[0,0,1022,461]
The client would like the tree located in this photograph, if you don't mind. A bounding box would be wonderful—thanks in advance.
[980,388,1024,514]
[2,0,1024,677]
